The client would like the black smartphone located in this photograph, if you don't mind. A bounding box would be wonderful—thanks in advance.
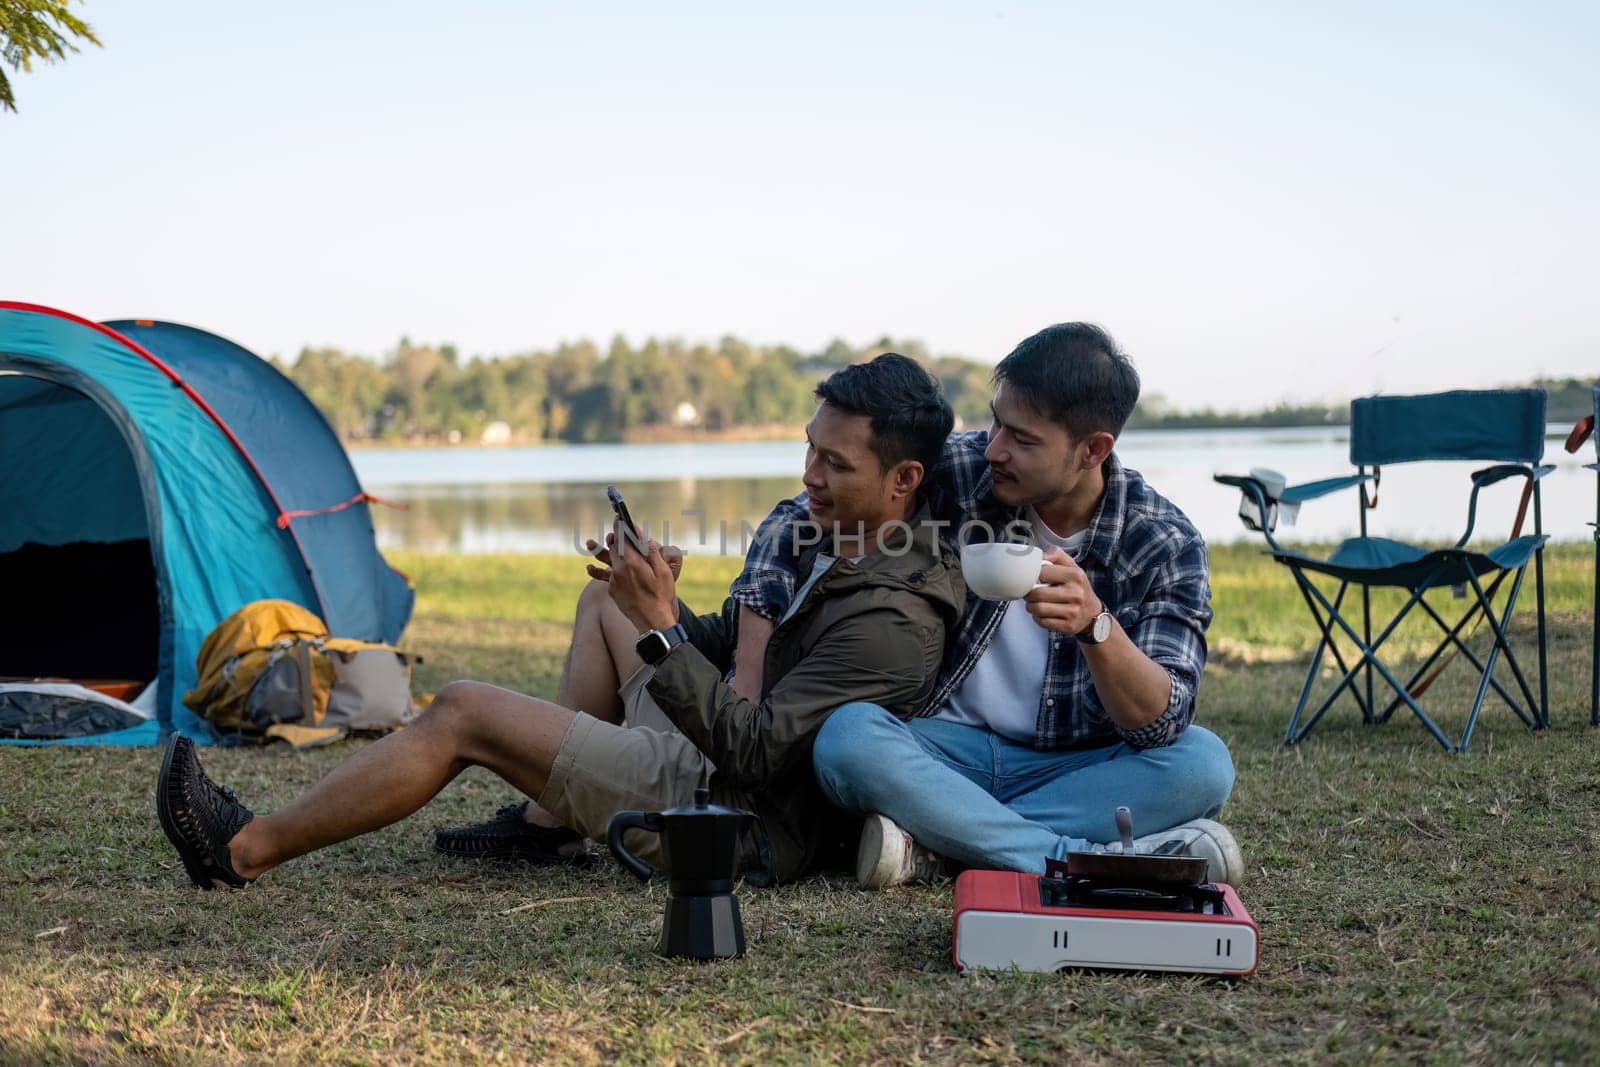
[606,485,647,555]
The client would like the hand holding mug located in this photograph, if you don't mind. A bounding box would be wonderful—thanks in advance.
[1023,547,1103,635]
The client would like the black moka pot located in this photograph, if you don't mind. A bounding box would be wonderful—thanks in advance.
[607,787,755,960]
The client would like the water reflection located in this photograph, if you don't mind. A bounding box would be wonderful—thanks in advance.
[354,429,1598,554]
[371,477,806,556]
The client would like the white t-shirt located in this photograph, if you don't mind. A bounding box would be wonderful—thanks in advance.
[779,553,837,625]
[777,551,868,625]
[936,507,1086,743]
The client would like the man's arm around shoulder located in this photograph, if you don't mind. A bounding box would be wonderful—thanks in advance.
[728,492,808,622]
[646,607,935,789]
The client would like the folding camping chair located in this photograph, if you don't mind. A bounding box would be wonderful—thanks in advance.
[1561,384,1600,728]
[1215,389,1551,753]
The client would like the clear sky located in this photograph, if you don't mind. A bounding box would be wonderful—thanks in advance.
[3,1,1595,409]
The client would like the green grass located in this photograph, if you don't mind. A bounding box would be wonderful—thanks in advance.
[3,545,1598,1063]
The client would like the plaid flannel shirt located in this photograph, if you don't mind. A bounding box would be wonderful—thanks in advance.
[729,432,1213,750]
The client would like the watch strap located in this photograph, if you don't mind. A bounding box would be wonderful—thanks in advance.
[1076,601,1111,644]
[636,623,689,664]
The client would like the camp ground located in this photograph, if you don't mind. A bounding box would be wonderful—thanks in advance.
[0,301,412,745]
[7,4,1600,1058]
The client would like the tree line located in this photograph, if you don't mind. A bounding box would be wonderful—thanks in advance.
[272,335,1001,445]
[270,337,1594,446]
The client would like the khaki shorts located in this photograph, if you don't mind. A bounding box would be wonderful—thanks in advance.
[538,667,756,869]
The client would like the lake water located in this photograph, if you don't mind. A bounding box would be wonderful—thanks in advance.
[350,427,1599,556]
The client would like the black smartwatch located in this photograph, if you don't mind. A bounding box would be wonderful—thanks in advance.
[635,623,689,665]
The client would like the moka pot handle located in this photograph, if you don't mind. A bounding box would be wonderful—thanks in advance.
[607,810,664,881]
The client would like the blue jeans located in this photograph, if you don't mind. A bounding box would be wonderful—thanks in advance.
[811,702,1236,874]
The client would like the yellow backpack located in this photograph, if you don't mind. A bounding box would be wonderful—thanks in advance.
[184,599,417,748]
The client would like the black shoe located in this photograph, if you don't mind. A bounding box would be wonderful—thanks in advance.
[433,801,592,866]
[156,735,256,889]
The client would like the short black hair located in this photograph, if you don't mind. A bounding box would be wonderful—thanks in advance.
[814,353,954,473]
[992,322,1140,438]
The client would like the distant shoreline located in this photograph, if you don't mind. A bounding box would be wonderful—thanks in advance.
[343,422,809,450]
[340,416,1586,451]
[340,419,1349,450]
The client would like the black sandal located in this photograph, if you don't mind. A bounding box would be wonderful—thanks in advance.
[156,735,256,889]
[433,801,593,865]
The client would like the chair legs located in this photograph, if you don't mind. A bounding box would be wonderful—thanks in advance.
[1587,524,1600,726]
[1282,561,1547,753]
[1288,573,1458,752]
[1361,583,1375,732]
[1284,581,1371,744]
[1385,596,1529,727]
[1533,539,1550,729]
[1593,517,1600,728]
[1459,567,1537,751]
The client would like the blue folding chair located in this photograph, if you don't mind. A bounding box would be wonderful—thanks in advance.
[1561,384,1600,728]
[1216,389,1551,753]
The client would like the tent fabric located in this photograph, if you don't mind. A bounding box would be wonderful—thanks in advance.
[0,374,146,550]
[1349,389,1546,467]
[0,302,412,746]
[107,321,413,642]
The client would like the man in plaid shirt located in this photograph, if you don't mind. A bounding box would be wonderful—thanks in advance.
[730,323,1242,888]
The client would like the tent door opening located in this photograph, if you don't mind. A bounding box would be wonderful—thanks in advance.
[0,372,160,687]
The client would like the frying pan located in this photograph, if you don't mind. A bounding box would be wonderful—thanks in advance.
[1062,806,1209,884]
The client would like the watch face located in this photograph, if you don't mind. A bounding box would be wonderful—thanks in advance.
[1092,612,1113,643]
[636,631,669,663]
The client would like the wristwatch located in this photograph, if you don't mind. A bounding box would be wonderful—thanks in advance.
[1077,600,1114,645]
[635,623,690,665]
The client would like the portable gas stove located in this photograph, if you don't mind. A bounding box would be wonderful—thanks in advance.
[952,857,1259,976]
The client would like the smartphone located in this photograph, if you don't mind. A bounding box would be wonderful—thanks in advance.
[606,485,648,555]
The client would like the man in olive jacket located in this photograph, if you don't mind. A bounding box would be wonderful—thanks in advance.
[156,354,964,889]
[626,497,961,880]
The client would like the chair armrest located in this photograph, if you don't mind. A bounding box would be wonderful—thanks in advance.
[1213,474,1281,544]
[1213,474,1264,494]
[1279,474,1369,504]
[1471,463,1554,488]
[1214,474,1273,510]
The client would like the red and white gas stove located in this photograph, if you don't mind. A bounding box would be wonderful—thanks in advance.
[952,857,1259,976]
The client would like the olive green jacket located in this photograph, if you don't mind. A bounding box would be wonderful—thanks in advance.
[646,505,965,882]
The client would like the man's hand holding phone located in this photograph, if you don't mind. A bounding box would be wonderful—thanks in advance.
[605,485,648,555]
[584,531,683,580]
[589,486,681,633]
[584,483,682,579]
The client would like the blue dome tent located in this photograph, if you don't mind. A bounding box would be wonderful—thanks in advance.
[0,302,413,745]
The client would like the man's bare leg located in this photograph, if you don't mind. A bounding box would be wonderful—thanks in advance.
[226,681,574,879]
[555,578,647,724]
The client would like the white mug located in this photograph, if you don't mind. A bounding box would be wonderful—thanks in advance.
[960,541,1046,601]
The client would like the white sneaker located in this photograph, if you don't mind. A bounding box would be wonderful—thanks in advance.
[855,813,943,889]
[1123,819,1246,886]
